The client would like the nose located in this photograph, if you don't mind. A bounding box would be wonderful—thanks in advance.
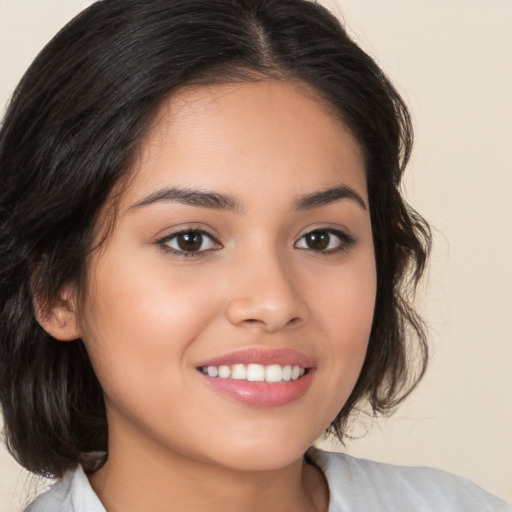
[224,252,309,333]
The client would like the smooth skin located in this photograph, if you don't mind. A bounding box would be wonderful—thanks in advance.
[41,80,377,512]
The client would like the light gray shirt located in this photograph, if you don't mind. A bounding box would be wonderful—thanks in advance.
[26,449,511,511]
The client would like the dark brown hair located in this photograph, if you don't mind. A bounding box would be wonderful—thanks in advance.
[0,0,430,478]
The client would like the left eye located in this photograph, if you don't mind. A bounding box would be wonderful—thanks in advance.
[295,229,353,252]
[160,230,220,253]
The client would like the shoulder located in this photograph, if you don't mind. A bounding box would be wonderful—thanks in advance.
[25,466,105,512]
[308,448,512,512]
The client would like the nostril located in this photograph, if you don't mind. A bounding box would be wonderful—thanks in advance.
[225,296,308,331]
[241,317,300,327]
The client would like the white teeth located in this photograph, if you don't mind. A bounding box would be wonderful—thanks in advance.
[291,365,302,380]
[201,363,307,382]
[282,365,292,381]
[246,364,265,382]
[265,364,283,382]
[218,365,231,379]
[231,364,246,380]
[207,366,219,377]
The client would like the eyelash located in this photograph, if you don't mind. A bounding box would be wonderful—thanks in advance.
[295,228,356,254]
[157,229,221,257]
[156,227,355,257]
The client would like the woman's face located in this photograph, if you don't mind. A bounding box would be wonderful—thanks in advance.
[79,80,376,471]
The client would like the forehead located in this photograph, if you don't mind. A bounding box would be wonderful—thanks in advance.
[121,80,367,208]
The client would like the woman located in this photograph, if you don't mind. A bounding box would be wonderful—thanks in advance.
[0,0,509,510]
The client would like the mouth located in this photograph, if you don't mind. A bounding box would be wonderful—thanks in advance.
[196,348,315,407]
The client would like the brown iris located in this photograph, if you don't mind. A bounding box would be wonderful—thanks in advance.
[177,232,203,251]
[304,231,330,251]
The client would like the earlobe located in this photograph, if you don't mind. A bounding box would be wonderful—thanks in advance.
[33,283,81,342]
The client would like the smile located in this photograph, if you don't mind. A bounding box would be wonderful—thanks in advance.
[199,363,307,383]
[196,348,316,406]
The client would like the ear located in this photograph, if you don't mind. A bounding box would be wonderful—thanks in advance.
[34,282,81,342]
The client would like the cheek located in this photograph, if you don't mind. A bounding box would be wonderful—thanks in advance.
[307,253,377,410]
[78,256,221,401]
[311,250,376,342]
[84,249,218,337]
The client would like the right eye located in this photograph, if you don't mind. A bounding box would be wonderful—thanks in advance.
[157,229,221,256]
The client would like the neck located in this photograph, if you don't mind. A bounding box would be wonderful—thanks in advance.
[88,424,328,512]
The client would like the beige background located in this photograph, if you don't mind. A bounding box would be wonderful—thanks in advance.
[1,0,511,509]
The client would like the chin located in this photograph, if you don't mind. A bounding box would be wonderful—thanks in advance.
[202,431,315,473]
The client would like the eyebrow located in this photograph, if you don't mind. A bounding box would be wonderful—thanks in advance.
[130,187,242,212]
[292,185,367,211]
[129,184,366,212]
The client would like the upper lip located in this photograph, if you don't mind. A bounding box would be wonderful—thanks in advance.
[196,347,316,369]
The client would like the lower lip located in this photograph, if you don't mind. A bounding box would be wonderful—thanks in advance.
[198,370,315,407]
